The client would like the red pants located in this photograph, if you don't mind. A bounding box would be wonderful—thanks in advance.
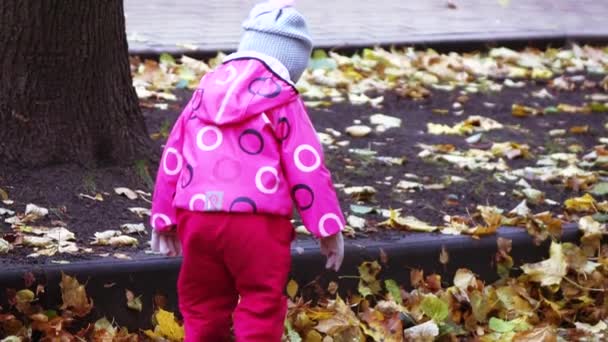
[176,210,294,341]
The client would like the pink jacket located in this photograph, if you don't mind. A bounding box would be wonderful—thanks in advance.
[150,52,345,238]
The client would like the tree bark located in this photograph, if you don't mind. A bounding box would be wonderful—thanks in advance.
[0,0,150,167]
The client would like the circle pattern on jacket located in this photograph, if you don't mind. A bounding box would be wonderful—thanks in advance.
[248,77,282,98]
[181,164,194,188]
[196,126,223,151]
[255,166,279,194]
[318,213,343,237]
[294,144,321,173]
[189,194,207,211]
[163,147,183,176]
[213,157,242,182]
[191,88,204,110]
[291,184,314,211]
[152,213,171,229]
[229,197,257,213]
[238,129,265,155]
[276,117,291,141]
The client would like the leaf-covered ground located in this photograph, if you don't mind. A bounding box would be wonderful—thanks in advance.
[1,45,607,264]
[1,45,608,340]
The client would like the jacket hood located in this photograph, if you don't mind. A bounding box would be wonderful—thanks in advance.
[191,51,299,125]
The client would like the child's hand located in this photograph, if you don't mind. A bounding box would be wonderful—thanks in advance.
[150,227,181,256]
[320,232,344,272]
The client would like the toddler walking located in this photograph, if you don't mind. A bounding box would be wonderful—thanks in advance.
[149,0,345,340]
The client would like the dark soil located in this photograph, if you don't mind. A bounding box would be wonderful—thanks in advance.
[1,74,607,266]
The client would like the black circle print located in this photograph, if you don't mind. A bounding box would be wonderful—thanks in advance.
[238,129,264,155]
[291,184,314,211]
[276,117,291,141]
[189,89,204,120]
[181,164,194,188]
[248,77,282,98]
[229,197,257,213]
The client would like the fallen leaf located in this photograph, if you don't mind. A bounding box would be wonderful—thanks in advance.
[574,320,608,334]
[570,125,589,134]
[453,269,477,291]
[25,204,49,219]
[420,294,449,322]
[60,273,93,317]
[128,207,151,218]
[439,246,449,265]
[114,187,138,200]
[125,289,143,312]
[565,193,596,213]
[521,242,567,287]
[384,279,402,304]
[0,188,8,201]
[590,182,608,196]
[403,320,439,341]
[149,309,185,341]
[0,238,10,254]
[358,261,382,297]
[120,223,146,235]
[513,325,557,341]
[287,279,299,300]
[347,215,366,230]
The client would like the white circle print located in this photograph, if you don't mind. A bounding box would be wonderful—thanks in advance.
[162,147,183,176]
[318,213,344,237]
[151,213,172,229]
[294,144,321,173]
[255,166,280,194]
[196,126,223,151]
[189,194,207,211]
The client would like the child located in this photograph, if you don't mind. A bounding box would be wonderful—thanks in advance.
[149,0,345,340]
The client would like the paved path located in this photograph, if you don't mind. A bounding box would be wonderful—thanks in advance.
[124,0,608,54]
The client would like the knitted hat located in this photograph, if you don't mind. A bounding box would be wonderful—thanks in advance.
[238,0,313,82]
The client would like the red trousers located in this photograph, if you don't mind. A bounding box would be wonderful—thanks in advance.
[176,210,294,341]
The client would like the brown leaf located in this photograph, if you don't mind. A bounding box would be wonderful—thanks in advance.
[327,281,339,296]
[410,269,424,288]
[379,248,389,265]
[23,272,36,288]
[513,325,557,341]
[60,273,93,317]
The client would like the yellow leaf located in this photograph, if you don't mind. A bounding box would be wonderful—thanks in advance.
[287,279,299,300]
[565,193,596,213]
[358,261,382,297]
[154,309,185,341]
[521,242,567,287]
[569,125,589,134]
[512,104,540,117]
[0,187,8,201]
[314,296,363,336]
[304,329,323,342]
[557,103,591,114]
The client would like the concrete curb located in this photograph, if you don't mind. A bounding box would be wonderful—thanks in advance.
[0,225,579,331]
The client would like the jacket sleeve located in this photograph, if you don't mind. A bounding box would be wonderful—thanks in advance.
[150,111,187,232]
[275,99,345,238]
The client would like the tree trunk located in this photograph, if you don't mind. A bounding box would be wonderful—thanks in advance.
[0,0,150,167]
